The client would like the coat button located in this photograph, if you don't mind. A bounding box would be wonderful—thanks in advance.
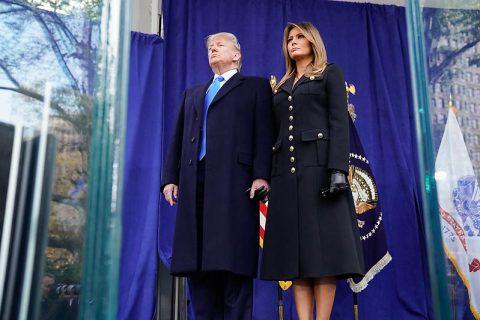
[317,132,324,139]
[288,96,292,101]
[289,115,294,122]
[289,105,293,111]
[288,125,293,131]
[288,135,293,141]
[290,157,295,163]
[189,159,192,165]
[272,146,276,151]
[290,167,296,173]
[289,146,294,152]
[191,137,196,142]
[310,76,315,80]
[274,89,278,93]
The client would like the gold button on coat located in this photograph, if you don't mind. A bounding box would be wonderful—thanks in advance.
[290,167,296,173]
[288,125,293,131]
[289,116,294,121]
[317,132,324,139]
[288,135,293,141]
[289,146,294,152]
[290,157,295,163]
[289,106,293,111]
[288,96,292,101]
[310,76,315,80]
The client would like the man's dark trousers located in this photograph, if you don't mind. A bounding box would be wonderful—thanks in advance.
[189,159,253,320]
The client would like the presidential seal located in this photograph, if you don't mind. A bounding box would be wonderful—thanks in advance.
[348,159,378,215]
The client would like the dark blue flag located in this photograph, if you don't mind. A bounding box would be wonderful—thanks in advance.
[346,86,392,292]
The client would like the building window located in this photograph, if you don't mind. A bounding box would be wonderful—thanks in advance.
[472,119,478,129]
[470,134,478,145]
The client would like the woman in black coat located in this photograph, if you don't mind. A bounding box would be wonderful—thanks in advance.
[260,22,365,320]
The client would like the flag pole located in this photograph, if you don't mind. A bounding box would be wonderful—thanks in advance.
[353,292,359,320]
[278,283,284,320]
[447,95,457,320]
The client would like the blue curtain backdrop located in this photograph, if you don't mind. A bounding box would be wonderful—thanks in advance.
[157,1,434,319]
[119,32,164,320]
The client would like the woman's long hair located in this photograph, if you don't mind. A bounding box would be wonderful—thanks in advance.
[275,22,328,91]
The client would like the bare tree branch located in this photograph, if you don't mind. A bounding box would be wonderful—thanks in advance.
[0,85,88,134]
[46,11,80,47]
[0,62,20,87]
[0,8,27,14]
[30,8,81,92]
[429,39,480,84]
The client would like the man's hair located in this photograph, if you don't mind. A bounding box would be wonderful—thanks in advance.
[44,273,55,280]
[205,32,242,71]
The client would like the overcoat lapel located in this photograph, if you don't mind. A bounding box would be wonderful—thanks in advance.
[193,79,213,117]
[292,76,308,92]
[279,76,294,95]
[209,73,244,107]
[279,73,326,95]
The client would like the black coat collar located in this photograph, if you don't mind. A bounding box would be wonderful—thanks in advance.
[279,70,326,95]
[194,72,244,116]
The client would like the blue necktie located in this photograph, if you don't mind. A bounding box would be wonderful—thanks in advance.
[199,76,224,160]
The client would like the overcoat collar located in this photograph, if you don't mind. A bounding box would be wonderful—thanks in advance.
[279,76,294,95]
[194,72,244,116]
[279,72,325,95]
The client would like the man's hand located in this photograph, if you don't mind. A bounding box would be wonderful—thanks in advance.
[329,170,348,196]
[163,184,179,206]
[249,179,270,202]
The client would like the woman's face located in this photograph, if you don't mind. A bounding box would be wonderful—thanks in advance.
[287,27,312,61]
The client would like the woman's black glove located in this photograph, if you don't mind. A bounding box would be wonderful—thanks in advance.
[321,170,349,198]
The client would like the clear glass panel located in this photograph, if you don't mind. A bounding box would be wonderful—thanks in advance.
[407,0,480,319]
[0,0,129,319]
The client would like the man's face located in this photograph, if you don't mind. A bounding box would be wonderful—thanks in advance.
[42,275,55,298]
[207,36,239,69]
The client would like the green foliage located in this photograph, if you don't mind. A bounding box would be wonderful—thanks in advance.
[45,242,83,283]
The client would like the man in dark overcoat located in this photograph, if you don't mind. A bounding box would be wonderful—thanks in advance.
[161,32,274,319]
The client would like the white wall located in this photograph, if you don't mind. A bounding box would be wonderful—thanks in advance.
[131,0,161,34]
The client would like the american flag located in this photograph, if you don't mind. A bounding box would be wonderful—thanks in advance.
[259,201,292,290]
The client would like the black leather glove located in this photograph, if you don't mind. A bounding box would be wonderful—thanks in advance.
[245,186,269,203]
[321,170,349,198]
